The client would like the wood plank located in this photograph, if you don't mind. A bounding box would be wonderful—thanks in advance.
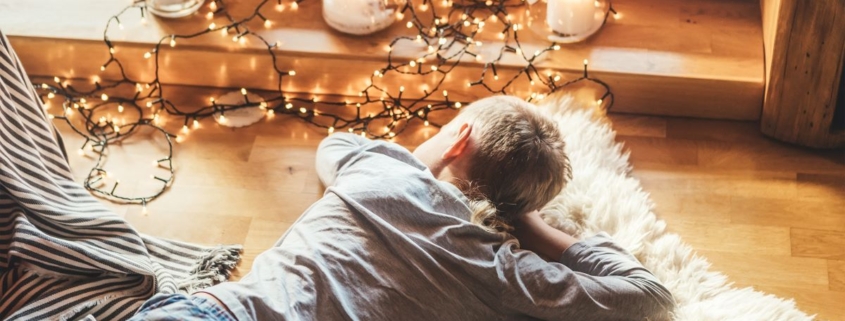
[750,285,845,321]
[617,136,699,166]
[665,219,791,255]
[607,114,667,138]
[125,209,252,246]
[760,0,845,148]
[730,196,845,232]
[698,250,830,290]
[796,173,845,201]
[1,0,765,120]
[232,219,293,281]
[791,228,845,260]
[830,260,845,292]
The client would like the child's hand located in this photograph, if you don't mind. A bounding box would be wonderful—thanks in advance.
[512,211,578,261]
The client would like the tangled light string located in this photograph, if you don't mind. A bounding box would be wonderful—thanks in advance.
[36,0,616,208]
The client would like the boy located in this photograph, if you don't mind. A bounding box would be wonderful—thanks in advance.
[131,96,674,320]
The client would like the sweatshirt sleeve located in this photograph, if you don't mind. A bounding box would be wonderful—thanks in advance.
[500,232,675,321]
[315,133,371,187]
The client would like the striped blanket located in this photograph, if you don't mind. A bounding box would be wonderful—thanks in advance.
[0,31,241,320]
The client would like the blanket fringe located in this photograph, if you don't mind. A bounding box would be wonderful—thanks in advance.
[180,244,244,294]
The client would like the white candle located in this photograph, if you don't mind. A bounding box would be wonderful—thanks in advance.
[546,0,595,35]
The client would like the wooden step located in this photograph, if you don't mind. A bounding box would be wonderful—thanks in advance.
[0,0,764,120]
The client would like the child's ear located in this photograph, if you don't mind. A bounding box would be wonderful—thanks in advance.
[441,123,472,160]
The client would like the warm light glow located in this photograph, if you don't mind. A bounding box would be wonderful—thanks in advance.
[209,22,216,30]
[584,59,589,65]
[442,90,448,97]
[597,99,603,105]
[289,70,296,76]
[409,61,416,67]
[193,119,200,128]
[419,4,428,11]
[285,103,293,109]
[455,102,462,108]
[101,93,109,101]
[144,52,152,59]
[328,127,334,134]
[170,37,176,47]
[290,1,298,10]
[241,88,247,95]
[264,20,272,28]
[54,76,60,83]
[406,21,413,29]
[299,107,307,113]
[182,125,189,133]
[47,92,55,99]
[118,104,124,113]
[399,86,405,92]
[206,12,214,19]
[275,4,285,11]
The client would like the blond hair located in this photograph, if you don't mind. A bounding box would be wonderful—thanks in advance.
[455,96,571,234]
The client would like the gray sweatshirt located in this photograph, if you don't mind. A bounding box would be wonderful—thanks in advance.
[203,133,675,321]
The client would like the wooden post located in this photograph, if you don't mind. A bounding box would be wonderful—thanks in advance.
[760,0,845,149]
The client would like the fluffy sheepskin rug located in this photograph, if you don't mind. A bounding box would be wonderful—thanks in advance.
[536,96,815,321]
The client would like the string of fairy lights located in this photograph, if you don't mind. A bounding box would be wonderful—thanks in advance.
[35,0,616,210]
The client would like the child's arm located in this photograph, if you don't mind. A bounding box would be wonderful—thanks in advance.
[315,133,371,186]
[505,213,675,320]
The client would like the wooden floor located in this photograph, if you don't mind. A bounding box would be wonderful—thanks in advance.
[53,98,844,320]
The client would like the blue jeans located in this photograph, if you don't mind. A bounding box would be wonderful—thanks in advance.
[129,293,236,321]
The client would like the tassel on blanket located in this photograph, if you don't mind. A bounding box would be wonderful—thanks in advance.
[180,245,244,294]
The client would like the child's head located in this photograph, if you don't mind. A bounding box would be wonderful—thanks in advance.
[413,95,571,233]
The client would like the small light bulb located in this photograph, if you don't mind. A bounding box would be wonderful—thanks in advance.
[406,21,413,28]
[583,59,589,65]
[100,65,106,71]
[182,125,189,133]
[54,76,61,83]
[424,120,429,126]
[553,45,561,50]
[101,94,108,101]
[285,103,293,109]
[209,22,216,30]
[219,115,227,123]
[144,52,151,59]
[118,23,124,30]
[264,20,272,28]
[240,88,247,95]
[170,37,176,47]
[275,3,284,11]
[388,132,396,138]
[146,101,153,108]
[410,61,416,67]
[455,102,462,108]
[494,75,499,80]
[288,70,296,76]
[442,90,448,97]
[291,1,298,10]
[431,65,438,71]
[328,127,334,134]
[77,149,85,156]
[399,86,405,92]
[299,107,307,113]
[118,104,124,113]
[597,99,603,105]
[193,119,200,128]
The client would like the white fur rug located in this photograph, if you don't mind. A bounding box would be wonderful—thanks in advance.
[537,96,815,321]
